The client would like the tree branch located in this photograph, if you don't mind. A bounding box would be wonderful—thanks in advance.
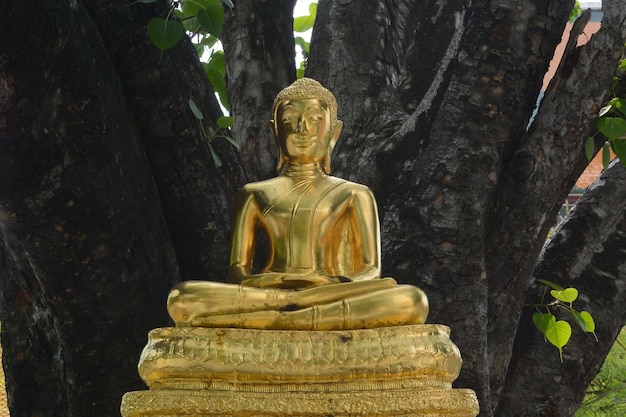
[485,1,626,407]
[86,0,245,280]
[222,0,297,181]
[496,161,626,416]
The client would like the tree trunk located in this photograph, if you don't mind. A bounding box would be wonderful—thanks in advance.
[222,0,297,181]
[497,160,626,416]
[84,0,246,281]
[0,1,178,415]
[1,0,625,416]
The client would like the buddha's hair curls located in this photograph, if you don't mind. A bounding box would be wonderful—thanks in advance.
[272,78,338,129]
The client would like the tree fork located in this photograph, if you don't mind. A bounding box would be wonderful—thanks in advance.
[85,0,246,280]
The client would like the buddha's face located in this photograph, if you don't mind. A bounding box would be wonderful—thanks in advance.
[275,98,338,164]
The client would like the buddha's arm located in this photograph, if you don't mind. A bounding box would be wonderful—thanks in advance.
[228,187,258,283]
[228,188,336,288]
[346,187,381,282]
[240,273,348,289]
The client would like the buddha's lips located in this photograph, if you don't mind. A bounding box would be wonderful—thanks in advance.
[291,136,316,149]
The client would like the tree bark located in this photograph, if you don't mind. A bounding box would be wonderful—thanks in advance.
[1,0,626,416]
[85,0,246,281]
[222,0,298,181]
[0,1,177,415]
[485,1,626,410]
[496,161,626,416]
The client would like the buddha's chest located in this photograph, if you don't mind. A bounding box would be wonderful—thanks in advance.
[256,179,350,235]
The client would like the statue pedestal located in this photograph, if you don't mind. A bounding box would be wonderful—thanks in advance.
[122,387,478,416]
[121,325,479,417]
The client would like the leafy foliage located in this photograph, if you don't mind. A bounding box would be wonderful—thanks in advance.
[139,0,231,106]
[188,98,237,167]
[202,51,228,108]
[575,328,626,417]
[294,3,317,79]
[133,0,236,163]
[569,1,582,23]
[595,98,626,165]
[532,279,597,360]
[588,53,626,168]
[140,0,319,162]
[147,15,184,51]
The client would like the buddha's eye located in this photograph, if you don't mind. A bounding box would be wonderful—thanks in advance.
[308,115,323,123]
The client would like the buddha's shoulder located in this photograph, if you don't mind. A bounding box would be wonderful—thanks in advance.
[316,177,376,204]
[237,176,373,196]
[238,177,290,194]
[330,177,374,195]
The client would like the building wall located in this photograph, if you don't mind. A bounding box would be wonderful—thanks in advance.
[543,8,604,189]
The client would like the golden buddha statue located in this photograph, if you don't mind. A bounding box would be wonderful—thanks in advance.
[121,78,479,417]
[167,78,428,331]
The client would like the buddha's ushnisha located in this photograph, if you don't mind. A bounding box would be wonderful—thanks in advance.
[167,78,428,330]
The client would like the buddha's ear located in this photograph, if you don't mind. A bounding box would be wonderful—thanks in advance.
[323,120,343,175]
[271,121,287,174]
[330,120,343,150]
[269,120,277,137]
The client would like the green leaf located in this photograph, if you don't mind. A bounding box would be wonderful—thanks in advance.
[578,311,595,332]
[204,65,229,108]
[181,5,198,18]
[610,138,626,163]
[579,311,598,340]
[550,287,578,303]
[537,279,565,292]
[220,0,234,9]
[181,0,207,16]
[183,16,201,33]
[571,309,595,335]
[201,35,219,48]
[569,1,581,22]
[188,98,204,120]
[193,42,206,58]
[294,15,315,32]
[209,143,222,167]
[585,137,595,161]
[147,18,185,50]
[222,135,240,150]
[598,117,626,140]
[571,309,587,332]
[217,116,234,129]
[196,0,224,37]
[619,58,626,71]
[533,312,554,334]
[545,319,572,361]
[613,98,626,117]
[294,2,317,32]
[602,142,611,169]
[206,51,226,74]
[295,36,310,55]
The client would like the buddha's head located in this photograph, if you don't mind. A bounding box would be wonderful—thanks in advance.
[271,78,343,174]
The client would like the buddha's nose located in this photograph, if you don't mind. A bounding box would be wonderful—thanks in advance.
[295,117,307,133]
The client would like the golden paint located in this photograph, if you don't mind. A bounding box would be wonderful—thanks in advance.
[121,79,478,417]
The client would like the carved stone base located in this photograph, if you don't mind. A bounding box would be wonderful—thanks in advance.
[122,388,479,417]
[121,325,479,417]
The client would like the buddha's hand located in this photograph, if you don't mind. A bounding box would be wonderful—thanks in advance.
[240,273,351,289]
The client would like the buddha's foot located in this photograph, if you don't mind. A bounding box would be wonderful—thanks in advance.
[189,285,428,330]
[168,278,429,329]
